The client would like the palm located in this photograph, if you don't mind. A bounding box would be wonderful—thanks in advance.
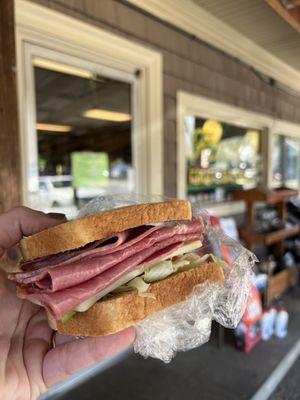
[1,270,134,400]
[0,207,134,400]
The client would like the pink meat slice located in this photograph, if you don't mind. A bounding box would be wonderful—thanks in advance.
[19,229,135,271]
[11,226,158,281]
[11,220,203,286]
[25,232,202,292]
[17,241,185,320]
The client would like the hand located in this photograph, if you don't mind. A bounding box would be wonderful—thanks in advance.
[0,207,135,400]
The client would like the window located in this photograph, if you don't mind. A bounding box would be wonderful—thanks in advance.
[31,60,134,217]
[272,135,300,189]
[185,116,261,203]
[16,1,163,219]
[177,92,271,215]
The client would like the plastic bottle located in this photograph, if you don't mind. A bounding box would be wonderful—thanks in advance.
[261,310,271,340]
[268,306,277,337]
[275,307,289,338]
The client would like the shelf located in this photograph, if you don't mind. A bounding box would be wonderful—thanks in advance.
[240,224,300,245]
[232,187,298,203]
[187,183,241,193]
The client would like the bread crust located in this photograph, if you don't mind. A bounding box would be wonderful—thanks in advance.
[21,200,191,261]
[56,262,224,336]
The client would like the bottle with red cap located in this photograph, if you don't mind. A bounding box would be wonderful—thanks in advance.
[275,306,289,338]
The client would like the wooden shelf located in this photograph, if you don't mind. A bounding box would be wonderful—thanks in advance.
[187,183,241,193]
[240,225,300,245]
[232,187,298,203]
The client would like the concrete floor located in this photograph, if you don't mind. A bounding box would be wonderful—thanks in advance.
[269,357,300,400]
[53,287,300,400]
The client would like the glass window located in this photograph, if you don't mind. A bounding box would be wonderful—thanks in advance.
[29,60,134,218]
[185,116,261,203]
[284,138,299,189]
[272,135,300,190]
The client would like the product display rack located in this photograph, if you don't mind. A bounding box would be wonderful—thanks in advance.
[187,183,242,194]
[232,187,299,305]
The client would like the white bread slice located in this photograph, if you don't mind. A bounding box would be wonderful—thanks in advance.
[21,200,192,262]
[56,262,224,337]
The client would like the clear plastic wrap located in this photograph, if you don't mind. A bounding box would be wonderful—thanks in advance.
[79,194,256,362]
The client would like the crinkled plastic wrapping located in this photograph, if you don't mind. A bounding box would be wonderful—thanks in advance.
[79,194,257,363]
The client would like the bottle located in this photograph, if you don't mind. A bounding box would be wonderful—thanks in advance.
[275,307,289,338]
[268,306,277,337]
[261,310,271,340]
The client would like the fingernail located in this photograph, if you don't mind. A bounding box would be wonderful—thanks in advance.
[47,212,66,220]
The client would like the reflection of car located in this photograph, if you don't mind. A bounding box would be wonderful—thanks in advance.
[39,176,74,207]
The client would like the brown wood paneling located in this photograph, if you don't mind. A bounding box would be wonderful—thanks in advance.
[0,0,21,212]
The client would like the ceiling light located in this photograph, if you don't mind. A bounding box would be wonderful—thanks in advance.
[33,58,93,79]
[36,123,72,132]
[83,109,132,122]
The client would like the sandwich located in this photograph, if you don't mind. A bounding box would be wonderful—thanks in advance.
[9,200,225,336]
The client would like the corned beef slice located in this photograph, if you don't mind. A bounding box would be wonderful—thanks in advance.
[13,220,204,319]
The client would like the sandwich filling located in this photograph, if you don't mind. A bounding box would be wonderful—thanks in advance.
[10,219,206,322]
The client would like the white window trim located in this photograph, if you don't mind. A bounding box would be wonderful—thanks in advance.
[15,0,163,205]
[272,120,300,140]
[127,0,300,93]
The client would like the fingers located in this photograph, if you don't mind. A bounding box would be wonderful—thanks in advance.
[43,327,135,387]
[0,207,66,256]
[23,309,52,397]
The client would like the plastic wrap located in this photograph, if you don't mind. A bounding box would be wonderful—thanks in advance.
[79,194,256,362]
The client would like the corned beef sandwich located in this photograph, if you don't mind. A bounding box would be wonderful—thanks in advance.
[9,200,224,336]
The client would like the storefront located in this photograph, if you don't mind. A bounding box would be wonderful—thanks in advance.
[1,1,300,399]
[1,0,300,216]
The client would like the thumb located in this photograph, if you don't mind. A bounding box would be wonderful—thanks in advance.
[42,327,135,387]
[0,206,66,256]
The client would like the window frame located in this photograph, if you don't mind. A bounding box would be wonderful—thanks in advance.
[15,0,163,205]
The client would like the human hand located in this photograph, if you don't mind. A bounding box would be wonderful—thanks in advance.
[0,207,135,400]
